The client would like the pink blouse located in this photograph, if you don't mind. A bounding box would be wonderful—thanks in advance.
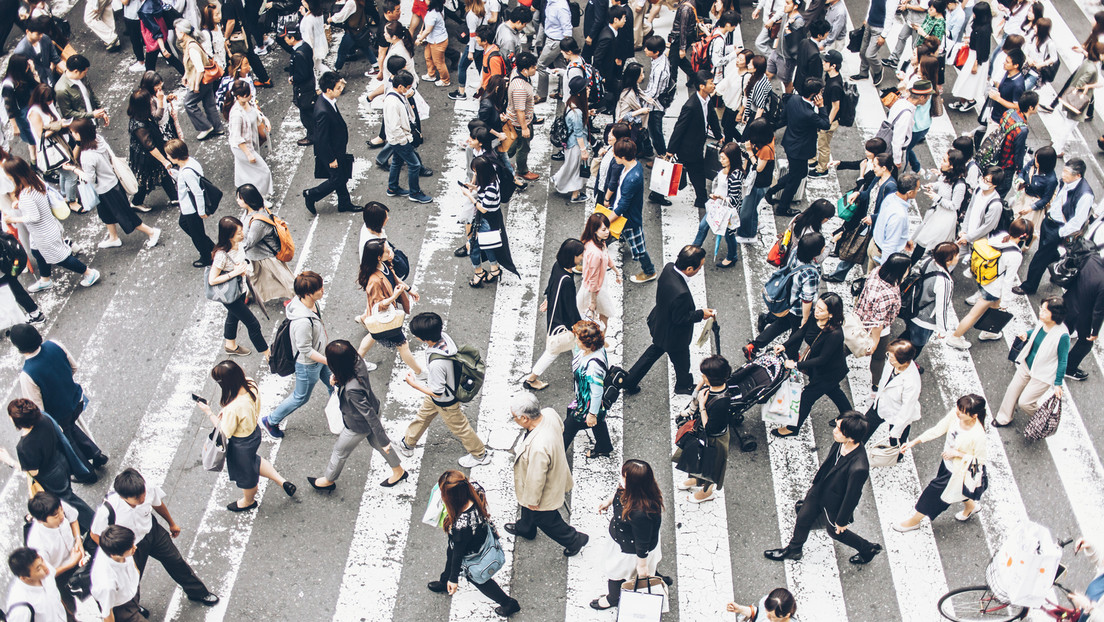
[581,241,614,294]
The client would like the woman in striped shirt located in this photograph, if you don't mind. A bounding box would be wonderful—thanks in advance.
[460,155,504,287]
[3,157,100,291]
[691,141,743,267]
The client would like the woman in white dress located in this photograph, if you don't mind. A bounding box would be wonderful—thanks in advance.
[949,2,993,112]
[910,149,967,262]
[227,80,272,196]
[552,78,589,202]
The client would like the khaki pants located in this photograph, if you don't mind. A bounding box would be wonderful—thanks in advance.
[630,0,647,47]
[865,239,883,274]
[815,120,839,173]
[405,396,486,458]
[84,0,116,45]
[997,363,1053,425]
[424,40,450,83]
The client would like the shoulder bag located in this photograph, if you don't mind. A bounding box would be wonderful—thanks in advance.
[104,142,138,195]
[1061,89,1092,117]
[362,300,405,334]
[837,224,872,265]
[868,442,902,468]
[1024,391,1061,440]
[45,185,70,221]
[767,221,794,266]
[461,522,506,584]
[842,313,874,357]
[546,275,576,355]
[203,265,244,303]
[325,391,344,435]
[201,426,226,472]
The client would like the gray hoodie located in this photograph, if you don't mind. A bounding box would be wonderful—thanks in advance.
[286,297,327,360]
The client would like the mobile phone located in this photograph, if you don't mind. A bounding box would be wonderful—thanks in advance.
[457,180,466,187]
[191,393,207,405]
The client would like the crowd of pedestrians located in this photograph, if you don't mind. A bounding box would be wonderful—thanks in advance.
[1,0,1104,618]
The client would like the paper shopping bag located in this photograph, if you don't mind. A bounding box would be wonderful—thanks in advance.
[668,162,683,196]
[649,159,678,197]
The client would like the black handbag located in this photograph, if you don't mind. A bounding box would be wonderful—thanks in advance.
[837,225,871,265]
[579,161,591,178]
[847,25,865,53]
[1008,334,1027,362]
[962,459,989,501]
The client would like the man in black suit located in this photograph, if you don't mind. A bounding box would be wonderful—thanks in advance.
[764,413,883,565]
[664,70,723,209]
[624,245,716,395]
[282,25,316,147]
[303,72,363,215]
[766,76,830,217]
[591,5,627,113]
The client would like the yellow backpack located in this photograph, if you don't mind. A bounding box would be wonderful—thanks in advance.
[970,239,1003,286]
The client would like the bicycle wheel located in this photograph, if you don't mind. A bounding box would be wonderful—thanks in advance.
[938,586,1029,622]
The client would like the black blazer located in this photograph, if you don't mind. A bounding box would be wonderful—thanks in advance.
[312,96,348,178]
[667,95,722,163]
[286,42,316,105]
[1065,254,1104,336]
[793,38,824,91]
[591,26,619,81]
[783,320,847,384]
[780,95,830,160]
[800,441,870,527]
[647,263,705,350]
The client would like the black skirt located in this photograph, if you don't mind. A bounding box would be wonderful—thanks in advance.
[370,326,407,348]
[226,427,262,489]
[96,183,142,234]
[915,461,953,519]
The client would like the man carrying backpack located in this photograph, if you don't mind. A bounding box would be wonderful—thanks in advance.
[1016,159,1096,295]
[989,92,1037,199]
[165,139,215,268]
[261,271,333,438]
[398,312,490,468]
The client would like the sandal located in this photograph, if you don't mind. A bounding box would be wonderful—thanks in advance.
[485,268,502,283]
[586,448,611,459]
[469,271,486,288]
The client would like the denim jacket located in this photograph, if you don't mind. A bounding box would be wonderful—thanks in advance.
[565,106,588,146]
[1018,158,1058,212]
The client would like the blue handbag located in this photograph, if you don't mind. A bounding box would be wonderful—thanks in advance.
[461,522,505,584]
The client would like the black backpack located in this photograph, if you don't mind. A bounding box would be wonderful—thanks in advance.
[656,74,678,108]
[268,318,302,377]
[1048,234,1104,288]
[898,260,950,321]
[600,364,627,411]
[763,90,786,130]
[0,232,28,277]
[837,81,859,127]
[568,0,581,26]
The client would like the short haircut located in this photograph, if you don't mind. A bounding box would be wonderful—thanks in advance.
[932,241,959,268]
[319,71,342,93]
[1009,217,1034,244]
[608,5,627,22]
[613,137,637,160]
[509,6,532,23]
[808,18,830,37]
[896,172,919,194]
[643,35,666,53]
[7,548,39,578]
[362,201,389,231]
[514,51,538,71]
[557,238,585,269]
[98,526,136,556]
[7,399,42,430]
[985,166,1005,188]
[836,411,868,443]
[560,37,580,54]
[385,54,407,76]
[609,122,632,141]
[113,468,147,499]
[675,245,706,270]
[9,323,42,354]
[887,339,916,364]
[800,77,824,98]
[795,232,825,263]
[391,69,414,88]
[1042,295,1067,324]
[1066,157,1087,178]
[410,312,444,342]
[164,138,188,160]
[24,16,50,33]
[700,355,731,386]
[1018,90,1039,112]
[1006,48,1025,68]
[294,270,324,297]
[66,54,91,72]
[510,392,542,419]
[27,491,61,522]
[864,137,887,155]
[694,70,713,90]
[382,0,400,12]
[717,10,739,27]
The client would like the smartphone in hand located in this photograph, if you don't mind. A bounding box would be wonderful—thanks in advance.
[191,393,208,405]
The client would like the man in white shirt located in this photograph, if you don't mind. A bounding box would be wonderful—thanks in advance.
[884,81,929,168]
[26,492,84,612]
[90,526,144,622]
[1018,159,1097,294]
[536,0,573,98]
[90,468,219,607]
[165,139,215,267]
[6,548,68,622]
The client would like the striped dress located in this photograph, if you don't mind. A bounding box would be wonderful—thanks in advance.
[17,187,69,264]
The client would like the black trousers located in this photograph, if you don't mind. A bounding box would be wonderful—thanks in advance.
[123,18,144,63]
[178,212,214,262]
[440,547,515,607]
[222,295,267,352]
[1,273,37,313]
[135,520,209,598]
[770,150,809,213]
[1022,216,1062,293]
[1067,333,1094,373]
[305,165,353,209]
[625,341,693,392]
[786,500,877,556]
[862,405,911,445]
[131,170,177,206]
[144,49,185,75]
[563,415,613,453]
[751,313,800,350]
[514,506,582,548]
[794,378,852,432]
[296,93,316,141]
[667,47,695,88]
[682,161,708,208]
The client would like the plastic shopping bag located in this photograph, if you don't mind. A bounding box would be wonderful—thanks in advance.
[421,483,447,528]
[762,370,801,427]
[987,521,1063,608]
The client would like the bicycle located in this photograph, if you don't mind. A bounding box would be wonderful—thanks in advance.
[938,537,1085,621]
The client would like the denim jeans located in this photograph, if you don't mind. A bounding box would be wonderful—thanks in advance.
[267,361,332,425]
[827,259,855,281]
[457,51,473,87]
[647,109,666,156]
[388,142,422,194]
[30,249,87,279]
[335,30,375,70]
[739,185,766,238]
[905,128,929,173]
[470,218,498,267]
[692,216,739,261]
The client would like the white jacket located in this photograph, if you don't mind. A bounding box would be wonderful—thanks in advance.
[872,361,922,438]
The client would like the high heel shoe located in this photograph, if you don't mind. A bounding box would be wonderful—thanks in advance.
[380,471,408,487]
[306,476,335,491]
[283,481,297,496]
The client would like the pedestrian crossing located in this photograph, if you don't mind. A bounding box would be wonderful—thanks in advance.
[1,0,1104,621]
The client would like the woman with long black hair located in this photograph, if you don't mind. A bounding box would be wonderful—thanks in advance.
[196,360,294,512]
[207,215,268,358]
[523,239,585,391]
[948,2,993,112]
[737,116,774,242]
[126,88,178,208]
[910,149,967,262]
[590,459,667,611]
[691,141,743,267]
[461,155,517,287]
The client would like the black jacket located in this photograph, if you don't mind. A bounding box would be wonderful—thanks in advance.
[313,95,348,178]
[780,94,830,160]
[669,0,698,52]
[286,42,317,105]
[544,264,582,333]
[793,37,824,91]
[337,357,385,440]
[1064,254,1104,337]
[800,441,870,527]
[608,493,661,558]
[591,26,619,82]
[783,320,847,384]
[667,94,722,163]
[647,263,705,350]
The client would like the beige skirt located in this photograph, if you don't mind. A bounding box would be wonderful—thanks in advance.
[251,257,294,302]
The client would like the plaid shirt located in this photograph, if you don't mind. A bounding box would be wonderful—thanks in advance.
[917,15,945,45]
[855,267,902,328]
[789,261,820,313]
[997,109,1028,170]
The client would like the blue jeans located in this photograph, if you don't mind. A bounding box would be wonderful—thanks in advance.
[470,218,498,267]
[739,186,766,238]
[1024,72,1038,92]
[692,216,738,261]
[647,109,666,156]
[900,322,934,356]
[267,361,332,425]
[458,52,473,87]
[827,260,855,280]
[335,30,375,70]
[388,142,422,194]
[905,128,930,173]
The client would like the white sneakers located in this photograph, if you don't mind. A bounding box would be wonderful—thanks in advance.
[97,238,122,249]
[145,227,161,249]
[965,292,981,305]
[397,439,415,457]
[27,279,53,293]
[458,452,492,468]
[978,331,1003,341]
[945,335,972,350]
[128,61,145,73]
[80,269,101,287]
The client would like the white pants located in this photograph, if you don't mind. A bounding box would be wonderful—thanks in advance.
[996,362,1053,425]
[1051,114,1080,155]
[84,0,116,45]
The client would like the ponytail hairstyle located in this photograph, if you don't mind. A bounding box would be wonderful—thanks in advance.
[386,21,415,56]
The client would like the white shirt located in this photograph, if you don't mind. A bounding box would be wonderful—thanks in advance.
[73,79,92,114]
[6,565,67,622]
[90,486,166,542]
[90,551,140,615]
[26,502,78,569]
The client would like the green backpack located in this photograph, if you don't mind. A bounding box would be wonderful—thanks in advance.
[429,345,485,403]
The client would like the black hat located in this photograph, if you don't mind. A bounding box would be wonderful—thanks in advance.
[568,75,587,96]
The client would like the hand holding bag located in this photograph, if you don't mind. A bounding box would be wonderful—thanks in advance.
[767,224,793,266]
[649,157,681,197]
[362,301,405,334]
[836,191,859,221]
[1008,334,1027,362]
[201,426,226,472]
[868,443,902,467]
[46,185,70,221]
[203,266,244,304]
[843,313,874,357]
[618,576,668,621]
[762,370,801,427]
[837,225,872,265]
[961,457,989,501]
[954,43,970,69]
[1061,88,1092,117]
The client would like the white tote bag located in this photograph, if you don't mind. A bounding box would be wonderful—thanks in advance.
[649,158,677,196]
[325,392,344,435]
[843,313,874,357]
[0,284,27,333]
[617,577,667,621]
[762,371,801,427]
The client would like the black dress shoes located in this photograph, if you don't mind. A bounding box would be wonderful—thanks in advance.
[563,533,589,557]
[849,544,883,565]
[503,523,535,540]
[303,190,316,215]
[187,593,220,605]
[764,547,803,561]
